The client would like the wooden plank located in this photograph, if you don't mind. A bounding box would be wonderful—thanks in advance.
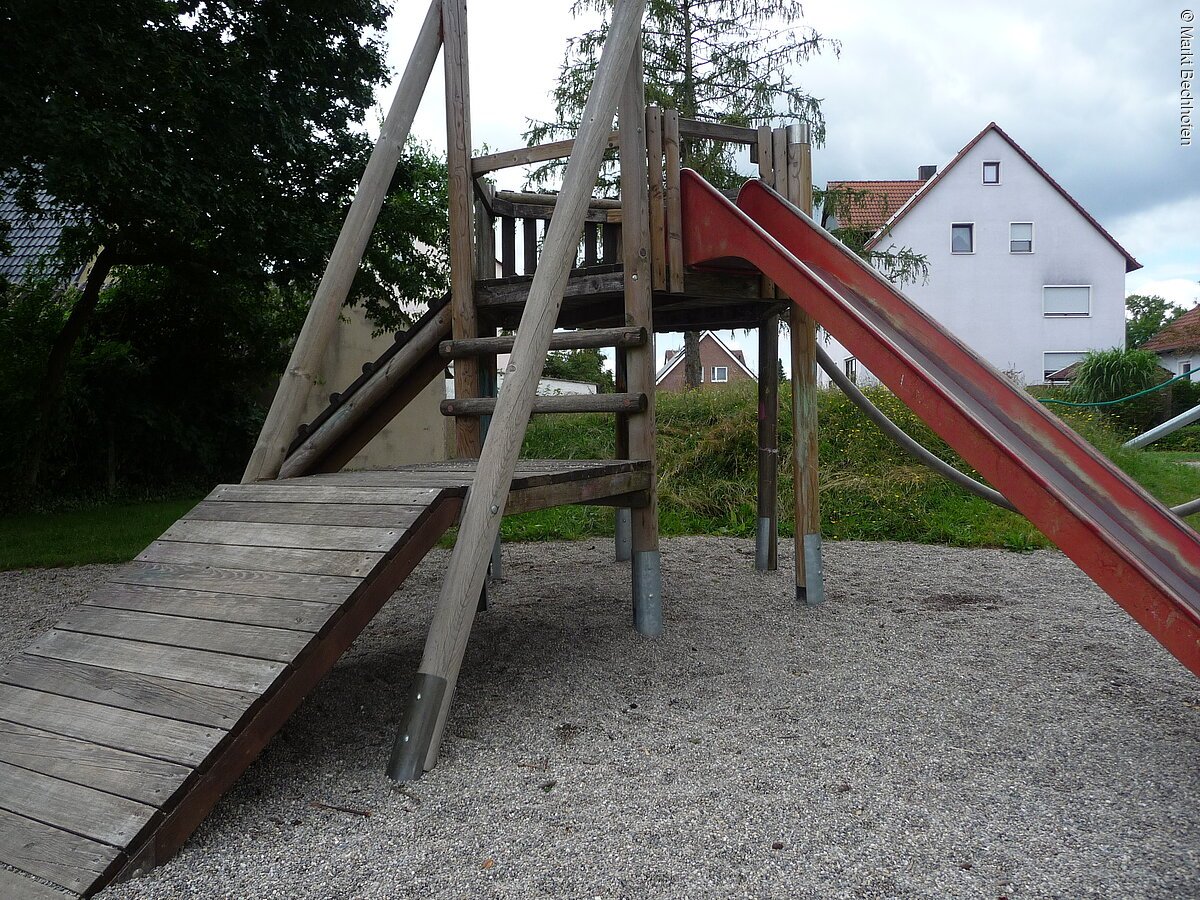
[0,655,247,729]
[59,608,313,663]
[441,392,646,417]
[186,500,426,529]
[0,719,190,807]
[522,217,538,274]
[0,760,155,849]
[162,519,402,553]
[439,326,646,358]
[756,312,780,572]
[27,630,285,694]
[118,498,463,880]
[582,221,599,266]
[213,483,444,506]
[88,584,335,633]
[504,470,651,515]
[663,108,684,292]
[0,860,90,899]
[0,807,119,896]
[241,0,443,482]
[137,541,381,578]
[646,106,666,291]
[114,562,360,604]
[470,132,620,175]
[601,222,619,263]
[501,216,516,276]
[677,116,758,145]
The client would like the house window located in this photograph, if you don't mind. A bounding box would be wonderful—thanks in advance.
[1043,285,1091,317]
[951,223,974,254]
[1010,222,1033,253]
[983,161,1000,184]
[844,357,858,383]
[1183,362,1193,376]
[712,366,728,383]
[1044,351,1085,382]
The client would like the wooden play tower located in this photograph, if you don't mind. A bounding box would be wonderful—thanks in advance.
[239,0,827,779]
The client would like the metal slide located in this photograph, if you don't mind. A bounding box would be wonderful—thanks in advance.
[680,170,1200,677]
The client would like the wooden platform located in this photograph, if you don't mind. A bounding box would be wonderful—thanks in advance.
[0,460,648,898]
[475,263,778,334]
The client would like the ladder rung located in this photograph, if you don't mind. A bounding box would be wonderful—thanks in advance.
[441,392,646,417]
[439,326,647,359]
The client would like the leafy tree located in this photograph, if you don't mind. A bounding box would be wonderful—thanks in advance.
[0,0,432,488]
[815,185,928,287]
[527,0,835,389]
[1125,293,1184,349]
[542,348,616,392]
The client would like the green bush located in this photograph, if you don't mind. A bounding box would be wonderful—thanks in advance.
[1070,347,1170,436]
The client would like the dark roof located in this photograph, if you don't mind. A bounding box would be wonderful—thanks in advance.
[1143,305,1200,353]
[825,180,925,230]
[0,189,75,283]
[862,123,1142,273]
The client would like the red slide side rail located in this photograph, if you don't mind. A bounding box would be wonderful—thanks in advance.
[679,169,1200,676]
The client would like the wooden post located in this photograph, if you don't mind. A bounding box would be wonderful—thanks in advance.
[241,0,443,483]
[755,126,778,572]
[444,0,480,460]
[663,109,684,293]
[614,347,632,562]
[388,0,647,781]
[619,39,660,636]
[788,123,823,605]
[646,106,666,291]
[475,195,501,596]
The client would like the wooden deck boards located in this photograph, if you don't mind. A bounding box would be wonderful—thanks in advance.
[0,459,648,897]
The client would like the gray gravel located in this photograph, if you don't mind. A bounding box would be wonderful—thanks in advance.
[2,538,1198,899]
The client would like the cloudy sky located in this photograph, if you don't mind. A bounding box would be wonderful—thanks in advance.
[380,0,1198,374]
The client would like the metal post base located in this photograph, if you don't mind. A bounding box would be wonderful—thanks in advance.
[801,532,825,606]
[388,672,448,782]
[632,549,663,637]
[755,515,772,571]
[615,508,632,562]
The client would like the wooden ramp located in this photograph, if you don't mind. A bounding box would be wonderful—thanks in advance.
[0,460,648,898]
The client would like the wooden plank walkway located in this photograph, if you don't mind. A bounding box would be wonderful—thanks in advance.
[0,460,648,897]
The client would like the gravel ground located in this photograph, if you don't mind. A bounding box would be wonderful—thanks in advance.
[2,537,1198,899]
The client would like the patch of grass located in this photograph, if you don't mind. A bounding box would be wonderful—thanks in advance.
[0,495,203,571]
[1146,450,1200,463]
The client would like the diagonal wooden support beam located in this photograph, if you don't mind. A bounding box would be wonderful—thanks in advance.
[242,0,443,483]
[388,0,648,781]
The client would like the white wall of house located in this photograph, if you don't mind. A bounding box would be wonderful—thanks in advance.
[1156,351,1200,377]
[819,128,1129,389]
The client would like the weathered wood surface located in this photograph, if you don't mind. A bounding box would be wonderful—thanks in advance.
[441,392,647,417]
[677,117,758,146]
[0,458,653,897]
[0,807,119,895]
[471,133,620,175]
[663,108,684,293]
[439,326,646,358]
[646,106,666,291]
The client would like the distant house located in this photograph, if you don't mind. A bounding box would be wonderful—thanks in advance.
[821,122,1141,387]
[0,189,86,286]
[655,330,756,391]
[1143,306,1200,377]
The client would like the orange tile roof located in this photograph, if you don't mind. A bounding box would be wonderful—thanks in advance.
[825,180,924,231]
[1143,305,1200,353]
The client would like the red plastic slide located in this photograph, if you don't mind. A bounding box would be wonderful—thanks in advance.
[680,170,1200,676]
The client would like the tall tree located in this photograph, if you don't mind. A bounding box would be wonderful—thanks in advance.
[1126,293,1185,349]
[526,0,836,389]
[0,0,425,487]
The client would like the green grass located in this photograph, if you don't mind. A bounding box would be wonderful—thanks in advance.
[0,496,202,571]
[8,382,1200,569]
[1146,450,1200,463]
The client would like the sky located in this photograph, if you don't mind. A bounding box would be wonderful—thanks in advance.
[378,0,1198,375]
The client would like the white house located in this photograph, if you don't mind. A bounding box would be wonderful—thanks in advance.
[1144,306,1200,376]
[820,122,1141,387]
